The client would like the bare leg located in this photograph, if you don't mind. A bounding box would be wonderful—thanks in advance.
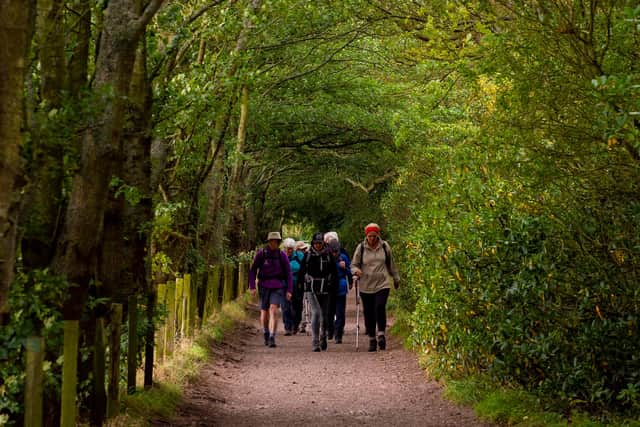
[268,304,279,334]
[261,309,269,330]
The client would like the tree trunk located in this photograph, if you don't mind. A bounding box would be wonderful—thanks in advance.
[36,0,64,105]
[224,86,250,251]
[52,0,164,320]
[20,0,66,269]
[0,0,35,324]
[123,37,154,389]
[66,0,90,95]
[218,0,261,256]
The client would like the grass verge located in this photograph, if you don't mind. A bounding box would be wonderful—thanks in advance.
[107,295,249,426]
[389,315,640,427]
[444,376,640,427]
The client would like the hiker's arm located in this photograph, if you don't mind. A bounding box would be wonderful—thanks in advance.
[330,257,339,290]
[386,243,401,286]
[248,251,262,291]
[296,254,307,286]
[350,244,362,277]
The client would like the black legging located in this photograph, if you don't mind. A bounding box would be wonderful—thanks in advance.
[359,288,390,338]
[292,286,304,328]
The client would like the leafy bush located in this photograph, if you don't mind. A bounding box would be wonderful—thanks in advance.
[385,140,640,413]
[0,270,70,423]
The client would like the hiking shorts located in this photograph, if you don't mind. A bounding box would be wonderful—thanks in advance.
[258,286,284,310]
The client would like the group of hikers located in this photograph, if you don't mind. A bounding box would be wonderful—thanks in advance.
[248,223,401,352]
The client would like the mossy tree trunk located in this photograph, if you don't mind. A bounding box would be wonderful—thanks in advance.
[0,0,35,325]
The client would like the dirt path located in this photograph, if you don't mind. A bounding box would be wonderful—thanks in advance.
[155,295,491,426]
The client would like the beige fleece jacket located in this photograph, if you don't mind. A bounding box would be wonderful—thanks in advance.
[350,239,400,294]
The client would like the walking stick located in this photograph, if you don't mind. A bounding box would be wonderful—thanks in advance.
[354,276,360,351]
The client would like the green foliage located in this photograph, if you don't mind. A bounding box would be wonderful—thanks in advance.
[0,271,69,422]
[383,1,640,416]
[118,300,247,425]
[110,177,144,207]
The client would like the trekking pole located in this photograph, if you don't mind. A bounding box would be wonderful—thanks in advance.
[354,276,360,351]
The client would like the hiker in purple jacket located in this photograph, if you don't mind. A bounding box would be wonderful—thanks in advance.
[249,231,293,348]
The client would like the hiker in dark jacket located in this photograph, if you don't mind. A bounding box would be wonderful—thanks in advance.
[294,241,310,333]
[249,231,293,348]
[327,239,351,344]
[297,232,338,352]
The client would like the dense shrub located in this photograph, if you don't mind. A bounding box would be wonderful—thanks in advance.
[385,142,640,413]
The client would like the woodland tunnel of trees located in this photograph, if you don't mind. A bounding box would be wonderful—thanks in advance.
[1,0,639,425]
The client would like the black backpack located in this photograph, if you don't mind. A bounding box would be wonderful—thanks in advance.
[302,250,334,294]
[355,240,391,272]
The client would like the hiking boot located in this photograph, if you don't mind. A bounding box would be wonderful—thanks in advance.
[284,329,292,336]
[264,332,269,346]
[377,334,386,350]
[368,338,377,352]
[268,336,276,348]
[320,336,328,351]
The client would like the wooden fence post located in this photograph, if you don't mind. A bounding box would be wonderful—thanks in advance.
[156,283,167,361]
[143,288,155,390]
[175,276,184,339]
[165,281,176,355]
[187,273,197,333]
[92,317,106,425]
[60,320,79,427]
[223,264,234,303]
[203,267,220,321]
[127,295,138,395]
[237,262,247,297]
[183,274,191,337]
[107,304,122,419]
[24,336,44,427]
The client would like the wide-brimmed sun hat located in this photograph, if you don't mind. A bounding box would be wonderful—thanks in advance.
[267,231,282,241]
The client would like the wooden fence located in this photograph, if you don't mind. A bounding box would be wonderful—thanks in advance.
[23,262,249,427]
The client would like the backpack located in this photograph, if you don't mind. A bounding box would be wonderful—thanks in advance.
[302,250,334,294]
[355,240,391,272]
[257,248,288,282]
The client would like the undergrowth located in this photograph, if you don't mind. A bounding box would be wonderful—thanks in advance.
[107,296,248,426]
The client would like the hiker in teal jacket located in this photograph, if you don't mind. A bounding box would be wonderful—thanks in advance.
[282,238,303,335]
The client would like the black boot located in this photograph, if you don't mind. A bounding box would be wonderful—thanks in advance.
[377,334,386,350]
[368,338,377,352]
[320,335,328,351]
[264,332,269,346]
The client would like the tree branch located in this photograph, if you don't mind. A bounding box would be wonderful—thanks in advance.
[344,170,397,193]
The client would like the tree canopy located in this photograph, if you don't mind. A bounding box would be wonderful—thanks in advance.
[0,0,639,423]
